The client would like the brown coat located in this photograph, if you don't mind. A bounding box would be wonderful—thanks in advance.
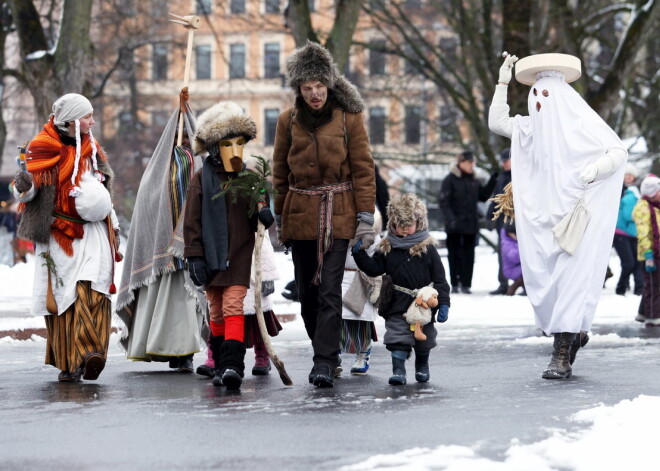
[183,167,257,287]
[273,106,376,240]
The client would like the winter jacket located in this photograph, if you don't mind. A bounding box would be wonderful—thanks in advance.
[438,163,497,234]
[272,99,376,241]
[616,185,640,237]
[352,236,450,318]
[632,199,660,261]
[500,228,522,281]
[486,169,512,231]
[183,165,258,287]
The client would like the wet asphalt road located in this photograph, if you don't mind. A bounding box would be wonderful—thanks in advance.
[1,321,660,471]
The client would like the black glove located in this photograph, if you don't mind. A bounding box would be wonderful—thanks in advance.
[187,257,210,287]
[14,172,33,193]
[258,207,274,229]
[261,280,275,296]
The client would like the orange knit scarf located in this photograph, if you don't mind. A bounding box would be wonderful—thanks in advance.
[19,117,108,256]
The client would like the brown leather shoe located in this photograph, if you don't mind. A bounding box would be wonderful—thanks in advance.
[82,353,105,380]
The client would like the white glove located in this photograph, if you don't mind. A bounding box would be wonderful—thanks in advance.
[579,148,627,183]
[498,52,519,85]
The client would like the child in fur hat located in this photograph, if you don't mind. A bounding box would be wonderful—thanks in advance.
[183,101,274,391]
[352,193,450,385]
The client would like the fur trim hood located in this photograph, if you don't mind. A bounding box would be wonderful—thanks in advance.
[193,101,257,155]
[286,40,365,113]
[377,236,435,257]
[386,193,429,233]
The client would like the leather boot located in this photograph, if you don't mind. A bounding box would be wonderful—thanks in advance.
[542,333,577,379]
[389,351,408,385]
[569,331,589,365]
[218,339,246,391]
[209,335,225,386]
[506,277,524,296]
[414,349,430,383]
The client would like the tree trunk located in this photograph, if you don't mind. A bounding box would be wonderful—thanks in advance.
[501,0,531,117]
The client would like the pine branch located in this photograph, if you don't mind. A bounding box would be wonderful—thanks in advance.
[213,155,276,217]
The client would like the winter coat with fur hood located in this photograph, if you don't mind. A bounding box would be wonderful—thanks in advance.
[438,163,497,235]
[352,237,450,318]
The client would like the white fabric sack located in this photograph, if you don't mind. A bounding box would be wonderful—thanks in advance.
[74,170,112,222]
[551,197,589,255]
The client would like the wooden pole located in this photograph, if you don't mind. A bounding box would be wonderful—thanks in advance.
[168,13,201,147]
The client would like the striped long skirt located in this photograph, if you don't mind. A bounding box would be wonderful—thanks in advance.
[44,281,111,374]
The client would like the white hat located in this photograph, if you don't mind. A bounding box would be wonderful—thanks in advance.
[641,175,660,197]
[515,53,581,86]
[625,163,639,178]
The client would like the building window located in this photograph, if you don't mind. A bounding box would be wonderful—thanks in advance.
[195,45,211,79]
[405,105,421,144]
[229,43,246,79]
[369,0,385,10]
[152,110,170,128]
[369,40,386,76]
[439,36,458,73]
[405,0,422,9]
[264,108,279,145]
[264,42,280,79]
[230,0,245,14]
[369,107,386,145]
[308,0,315,12]
[265,0,279,13]
[196,0,212,14]
[404,45,421,75]
[152,44,168,80]
[439,105,459,143]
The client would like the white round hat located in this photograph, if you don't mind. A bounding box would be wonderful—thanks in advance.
[515,53,581,85]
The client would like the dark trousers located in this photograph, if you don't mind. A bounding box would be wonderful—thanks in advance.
[496,230,508,287]
[642,264,660,320]
[291,239,348,368]
[613,234,643,293]
[445,233,476,288]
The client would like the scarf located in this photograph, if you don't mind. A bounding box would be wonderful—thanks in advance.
[644,196,660,258]
[295,95,336,132]
[201,156,229,272]
[386,230,430,251]
[20,117,107,256]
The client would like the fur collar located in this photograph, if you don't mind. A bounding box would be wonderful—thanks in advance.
[377,236,436,257]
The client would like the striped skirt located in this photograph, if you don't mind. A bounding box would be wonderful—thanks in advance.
[341,319,378,354]
[45,281,111,373]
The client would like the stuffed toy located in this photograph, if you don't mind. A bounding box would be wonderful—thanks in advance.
[403,285,439,341]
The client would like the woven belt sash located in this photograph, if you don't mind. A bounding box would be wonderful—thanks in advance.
[289,181,353,285]
[53,211,88,224]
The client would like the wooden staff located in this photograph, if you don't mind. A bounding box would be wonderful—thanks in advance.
[254,201,293,386]
[168,12,201,147]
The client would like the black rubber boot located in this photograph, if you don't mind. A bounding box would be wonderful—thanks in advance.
[542,333,577,379]
[218,339,246,391]
[414,349,430,383]
[209,335,225,387]
[389,351,408,385]
[569,331,589,365]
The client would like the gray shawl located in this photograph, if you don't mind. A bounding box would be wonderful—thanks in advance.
[116,105,207,344]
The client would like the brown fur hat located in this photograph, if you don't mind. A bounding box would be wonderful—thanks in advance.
[386,193,429,233]
[192,101,257,155]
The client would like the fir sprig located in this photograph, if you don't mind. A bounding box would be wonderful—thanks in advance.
[214,155,276,216]
[39,252,64,287]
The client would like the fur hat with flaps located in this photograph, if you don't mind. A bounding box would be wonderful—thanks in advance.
[286,40,365,113]
[387,193,429,233]
[192,101,257,155]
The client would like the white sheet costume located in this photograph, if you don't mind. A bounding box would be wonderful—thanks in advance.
[489,70,627,334]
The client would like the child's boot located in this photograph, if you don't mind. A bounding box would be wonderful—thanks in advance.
[414,349,430,383]
[252,339,271,375]
[218,339,246,390]
[209,335,225,386]
[388,350,408,385]
[196,345,215,377]
[350,348,371,375]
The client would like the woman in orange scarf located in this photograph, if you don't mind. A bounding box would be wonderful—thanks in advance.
[13,93,121,383]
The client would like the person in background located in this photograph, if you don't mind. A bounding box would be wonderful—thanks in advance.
[13,93,120,382]
[438,151,498,294]
[613,163,643,296]
[632,175,660,327]
[500,220,524,296]
[486,148,512,295]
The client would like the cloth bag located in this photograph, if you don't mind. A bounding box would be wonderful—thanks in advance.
[551,197,589,255]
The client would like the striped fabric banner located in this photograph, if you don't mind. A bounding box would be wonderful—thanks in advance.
[169,146,195,270]
[341,319,377,354]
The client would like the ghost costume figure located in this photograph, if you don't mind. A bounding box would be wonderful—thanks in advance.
[489,53,627,379]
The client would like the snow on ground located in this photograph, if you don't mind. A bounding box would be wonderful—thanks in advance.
[1,241,657,471]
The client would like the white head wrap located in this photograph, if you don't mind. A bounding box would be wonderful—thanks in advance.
[51,93,97,195]
[641,176,660,197]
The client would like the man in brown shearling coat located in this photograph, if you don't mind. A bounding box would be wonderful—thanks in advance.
[272,41,376,388]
